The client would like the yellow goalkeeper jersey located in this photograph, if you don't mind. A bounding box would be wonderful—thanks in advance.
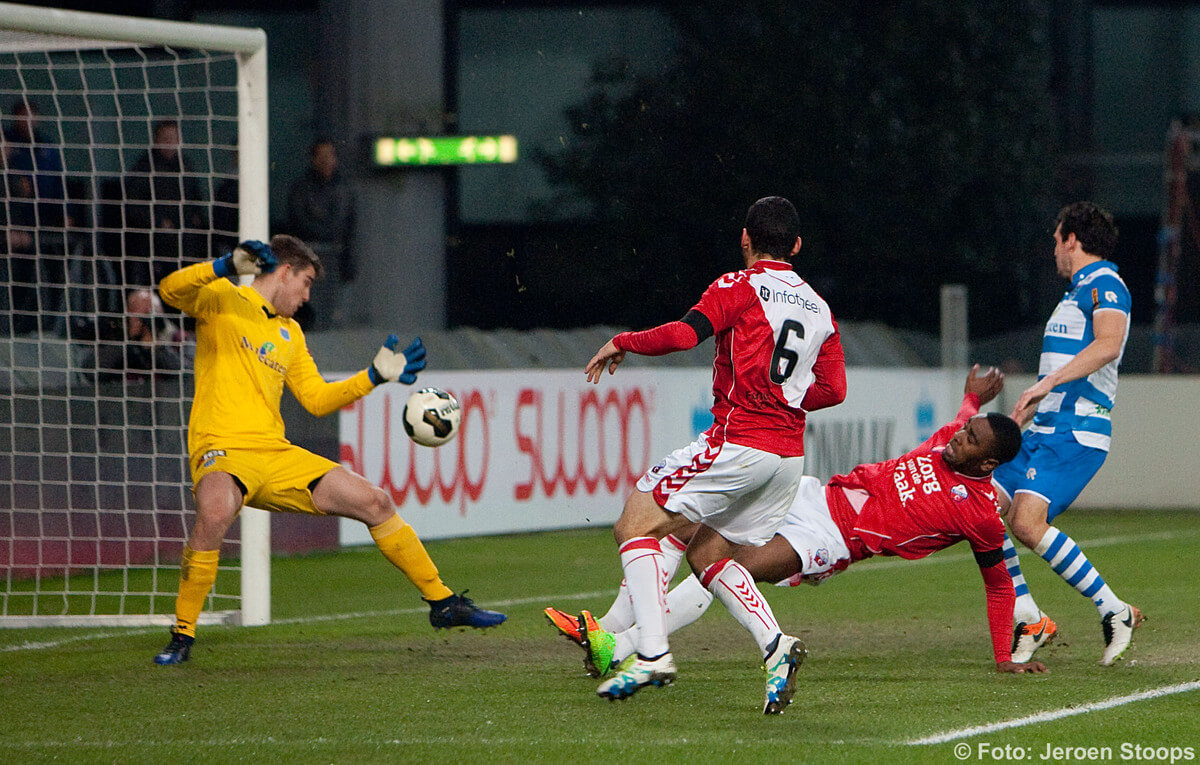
[159,261,374,458]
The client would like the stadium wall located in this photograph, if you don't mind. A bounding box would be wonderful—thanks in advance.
[335,369,1199,545]
[5,369,1189,567]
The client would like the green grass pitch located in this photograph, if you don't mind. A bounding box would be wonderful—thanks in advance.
[2,509,1197,763]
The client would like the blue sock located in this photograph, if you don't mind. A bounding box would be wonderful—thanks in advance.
[1034,527,1122,617]
[1003,534,1041,623]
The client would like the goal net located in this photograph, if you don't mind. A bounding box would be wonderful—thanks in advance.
[0,4,270,627]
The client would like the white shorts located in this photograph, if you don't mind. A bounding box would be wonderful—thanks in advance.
[637,433,805,547]
[774,476,852,586]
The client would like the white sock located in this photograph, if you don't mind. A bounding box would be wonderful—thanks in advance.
[618,537,669,658]
[1003,534,1042,623]
[703,558,782,657]
[1034,527,1124,617]
[600,533,688,633]
[612,574,714,663]
[600,581,635,635]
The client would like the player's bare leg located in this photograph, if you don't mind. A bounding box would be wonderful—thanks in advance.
[1008,492,1139,665]
[591,525,698,635]
[546,527,704,680]
[312,467,504,629]
[597,491,692,700]
[732,535,804,584]
[155,471,242,665]
[690,526,806,714]
[591,535,805,675]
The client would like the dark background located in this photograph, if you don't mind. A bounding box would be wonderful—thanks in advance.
[16,0,1198,343]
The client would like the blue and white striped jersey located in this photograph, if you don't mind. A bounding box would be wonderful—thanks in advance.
[1029,260,1131,451]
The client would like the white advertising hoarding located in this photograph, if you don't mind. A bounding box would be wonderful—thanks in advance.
[338,367,987,544]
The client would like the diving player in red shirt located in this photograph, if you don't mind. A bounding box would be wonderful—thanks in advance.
[549,366,1046,686]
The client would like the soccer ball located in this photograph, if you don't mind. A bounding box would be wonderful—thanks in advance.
[402,387,461,447]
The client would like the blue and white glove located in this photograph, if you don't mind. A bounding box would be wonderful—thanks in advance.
[214,240,277,278]
[369,335,426,385]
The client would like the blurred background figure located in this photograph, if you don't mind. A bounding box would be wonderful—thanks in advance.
[2,99,68,336]
[97,287,192,382]
[122,119,210,286]
[286,138,356,330]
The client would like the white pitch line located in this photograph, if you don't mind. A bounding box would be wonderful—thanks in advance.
[0,589,614,653]
[0,628,159,653]
[3,526,1196,653]
[272,588,614,626]
[907,681,1200,745]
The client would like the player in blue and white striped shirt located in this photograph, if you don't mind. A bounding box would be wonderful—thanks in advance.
[991,202,1143,667]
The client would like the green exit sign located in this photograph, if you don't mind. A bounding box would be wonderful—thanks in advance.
[373,135,518,166]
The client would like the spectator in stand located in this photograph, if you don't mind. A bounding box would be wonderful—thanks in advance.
[286,139,356,330]
[122,119,209,286]
[4,100,66,228]
[97,287,192,382]
[2,100,68,336]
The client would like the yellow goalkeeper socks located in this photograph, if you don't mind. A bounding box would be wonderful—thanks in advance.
[369,514,454,601]
[174,545,220,638]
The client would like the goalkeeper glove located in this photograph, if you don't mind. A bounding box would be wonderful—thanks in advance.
[369,334,427,385]
[214,240,278,278]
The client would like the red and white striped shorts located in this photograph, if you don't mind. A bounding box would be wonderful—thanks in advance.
[637,432,804,547]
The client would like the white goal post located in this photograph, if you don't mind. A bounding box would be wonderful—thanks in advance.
[0,3,269,628]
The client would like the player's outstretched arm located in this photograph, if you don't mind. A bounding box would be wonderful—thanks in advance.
[976,546,1048,674]
[585,339,625,384]
[286,333,423,418]
[1009,310,1126,425]
[964,364,1004,407]
[369,335,426,386]
[585,316,706,384]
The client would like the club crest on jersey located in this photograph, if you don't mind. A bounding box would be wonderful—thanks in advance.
[200,449,226,468]
[951,484,968,502]
[279,326,291,342]
[1026,467,1037,481]
[811,547,829,568]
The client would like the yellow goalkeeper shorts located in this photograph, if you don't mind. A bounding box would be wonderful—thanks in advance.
[190,444,339,515]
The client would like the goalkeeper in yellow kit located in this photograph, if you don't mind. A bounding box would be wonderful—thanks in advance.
[152,235,505,665]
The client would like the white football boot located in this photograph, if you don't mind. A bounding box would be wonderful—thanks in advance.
[1100,604,1144,666]
[763,634,807,715]
[596,652,676,700]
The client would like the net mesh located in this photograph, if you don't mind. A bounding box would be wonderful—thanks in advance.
[1,38,242,623]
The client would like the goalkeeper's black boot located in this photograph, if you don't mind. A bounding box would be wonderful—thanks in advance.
[426,591,507,630]
[153,630,194,665]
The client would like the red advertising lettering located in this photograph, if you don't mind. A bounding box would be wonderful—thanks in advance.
[340,389,488,515]
[514,387,651,500]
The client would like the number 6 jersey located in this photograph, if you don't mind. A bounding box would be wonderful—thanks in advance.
[692,259,842,457]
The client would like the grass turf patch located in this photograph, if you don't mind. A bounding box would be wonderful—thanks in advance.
[1,509,1197,762]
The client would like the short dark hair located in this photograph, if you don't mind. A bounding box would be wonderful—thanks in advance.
[309,138,335,157]
[745,196,801,260]
[985,413,1023,465]
[1056,201,1118,259]
[270,233,324,280]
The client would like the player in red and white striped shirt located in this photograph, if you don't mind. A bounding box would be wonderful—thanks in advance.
[583,196,845,713]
